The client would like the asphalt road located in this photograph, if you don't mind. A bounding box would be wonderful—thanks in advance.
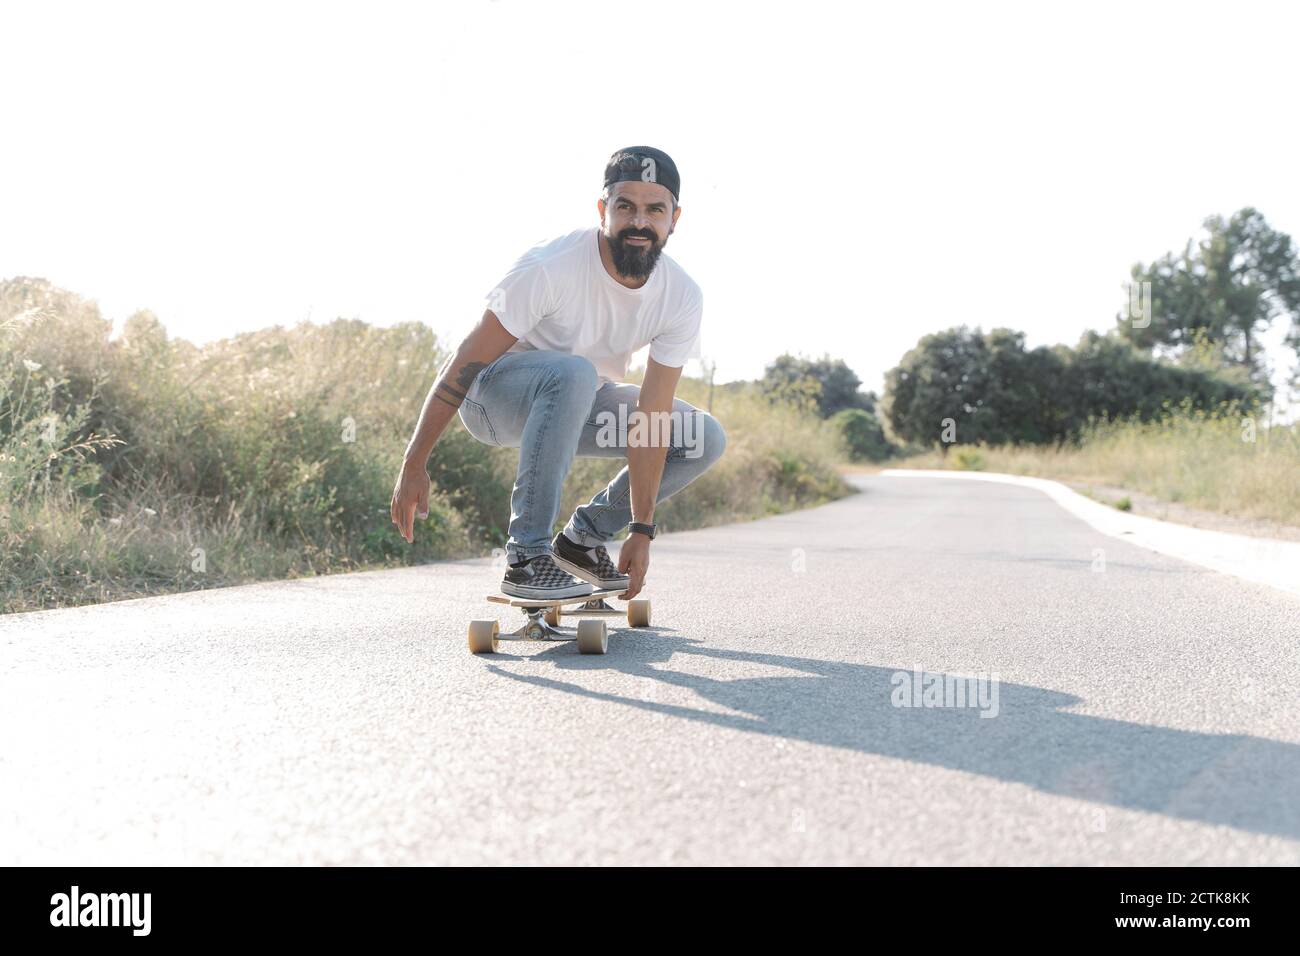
[3,475,1298,865]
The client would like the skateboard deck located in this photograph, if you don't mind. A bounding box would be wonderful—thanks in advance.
[485,588,627,609]
[470,590,652,655]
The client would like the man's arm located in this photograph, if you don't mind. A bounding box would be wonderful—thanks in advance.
[391,310,517,543]
[618,356,684,598]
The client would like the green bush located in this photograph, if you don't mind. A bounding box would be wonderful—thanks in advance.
[829,407,893,461]
[882,325,1260,449]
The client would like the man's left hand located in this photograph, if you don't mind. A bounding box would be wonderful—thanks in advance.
[618,532,651,599]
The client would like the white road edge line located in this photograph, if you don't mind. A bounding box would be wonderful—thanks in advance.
[879,469,1300,600]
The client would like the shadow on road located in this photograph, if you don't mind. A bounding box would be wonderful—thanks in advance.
[486,636,1300,840]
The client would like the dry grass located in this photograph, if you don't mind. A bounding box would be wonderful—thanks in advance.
[890,402,1300,526]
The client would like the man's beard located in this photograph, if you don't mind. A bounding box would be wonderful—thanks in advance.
[608,227,668,280]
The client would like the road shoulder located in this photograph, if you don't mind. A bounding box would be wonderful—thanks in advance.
[878,469,1300,600]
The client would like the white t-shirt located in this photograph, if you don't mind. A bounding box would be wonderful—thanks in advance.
[484,226,703,384]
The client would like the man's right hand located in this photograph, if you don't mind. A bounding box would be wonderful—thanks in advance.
[390,460,432,544]
[391,309,517,544]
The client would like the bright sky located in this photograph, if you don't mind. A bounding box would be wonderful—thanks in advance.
[3,0,1299,401]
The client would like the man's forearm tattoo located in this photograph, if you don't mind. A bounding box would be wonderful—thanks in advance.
[434,360,487,408]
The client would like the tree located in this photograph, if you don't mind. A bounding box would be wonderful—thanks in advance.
[881,326,1258,449]
[760,353,875,417]
[830,408,893,461]
[1119,208,1300,389]
[1053,331,1256,436]
[880,327,1062,449]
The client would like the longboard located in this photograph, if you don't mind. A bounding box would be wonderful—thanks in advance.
[470,590,652,655]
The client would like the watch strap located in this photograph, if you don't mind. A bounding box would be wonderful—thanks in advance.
[629,521,657,539]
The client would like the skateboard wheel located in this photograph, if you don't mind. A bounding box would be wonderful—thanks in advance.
[544,606,561,627]
[627,599,651,628]
[468,619,500,654]
[576,619,607,655]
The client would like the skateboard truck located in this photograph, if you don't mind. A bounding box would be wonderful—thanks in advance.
[510,605,566,641]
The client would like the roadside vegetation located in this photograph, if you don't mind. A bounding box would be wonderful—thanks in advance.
[772,207,1300,530]
[889,402,1300,527]
[0,278,850,613]
[8,206,1299,610]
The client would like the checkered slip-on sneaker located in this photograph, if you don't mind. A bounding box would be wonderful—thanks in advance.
[550,531,632,590]
[501,552,596,601]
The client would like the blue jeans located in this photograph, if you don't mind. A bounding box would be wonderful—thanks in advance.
[458,350,727,564]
